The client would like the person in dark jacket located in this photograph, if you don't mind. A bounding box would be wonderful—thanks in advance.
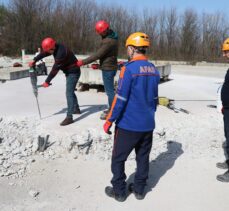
[29,37,81,126]
[217,38,229,182]
[77,20,118,120]
[103,32,160,202]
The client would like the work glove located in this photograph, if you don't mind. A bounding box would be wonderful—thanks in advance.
[42,82,50,88]
[103,121,112,135]
[76,60,84,67]
[29,61,36,68]
[91,63,99,69]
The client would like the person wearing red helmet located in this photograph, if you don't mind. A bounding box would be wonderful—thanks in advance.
[29,37,81,126]
[76,20,118,120]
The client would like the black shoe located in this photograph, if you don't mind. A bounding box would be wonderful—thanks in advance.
[128,183,145,200]
[73,108,81,114]
[217,170,229,182]
[60,117,73,126]
[105,186,126,202]
[216,161,229,169]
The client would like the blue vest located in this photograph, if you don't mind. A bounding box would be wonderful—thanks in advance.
[107,55,160,132]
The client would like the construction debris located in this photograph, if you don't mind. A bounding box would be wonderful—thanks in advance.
[38,135,50,152]
[29,190,40,198]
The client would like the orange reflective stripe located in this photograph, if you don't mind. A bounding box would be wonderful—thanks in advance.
[106,95,118,121]
[120,66,126,78]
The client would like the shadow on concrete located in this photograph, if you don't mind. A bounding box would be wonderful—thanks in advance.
[126,140,183,197]
[52,104,107,121]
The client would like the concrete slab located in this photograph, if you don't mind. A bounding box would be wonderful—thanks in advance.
[0,67,29,80]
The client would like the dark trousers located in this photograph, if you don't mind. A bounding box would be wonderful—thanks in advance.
[66,73,80,117]
[223,109,229,160]
[102,70,116,108]
[111,127,153,195]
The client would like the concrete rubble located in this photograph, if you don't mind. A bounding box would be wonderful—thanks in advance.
[0,116,171,179]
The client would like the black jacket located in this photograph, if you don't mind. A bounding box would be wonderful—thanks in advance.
[221,68,229,108]
[33,43,80,83]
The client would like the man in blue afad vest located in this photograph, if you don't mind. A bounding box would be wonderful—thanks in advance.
[103,32,160,201]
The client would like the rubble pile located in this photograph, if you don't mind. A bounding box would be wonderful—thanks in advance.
[0,117,169,178]
[0,117,38,178]
[2,113,222,179]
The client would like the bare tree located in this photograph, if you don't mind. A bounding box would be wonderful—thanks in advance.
[180,9,200,61]
[0,0,228,62]
[201,12,228,61]
[140,8,158,58]
[158,9,167,59]
[165,7,179,59]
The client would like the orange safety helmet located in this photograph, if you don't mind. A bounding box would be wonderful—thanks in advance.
[125,32,150,47]
[41,37,56,52]
[95,20,109,34]
[222,38,229,51]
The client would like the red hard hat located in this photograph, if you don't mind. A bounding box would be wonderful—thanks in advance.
[41,37,56,52]
[95,20,109,34]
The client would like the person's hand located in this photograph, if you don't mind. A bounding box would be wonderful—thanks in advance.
[222,107,224,114]
[42,82,50,88]
[29,61,35,67]
[91,63,99,69]
[76,60,84,67]
[103,121,112,134]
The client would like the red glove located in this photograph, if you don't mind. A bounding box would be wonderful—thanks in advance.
[103,121,112,134]
[91,63,99,69]
[29,61,35,67]
[42,82,50,88]
[76,60,84,67]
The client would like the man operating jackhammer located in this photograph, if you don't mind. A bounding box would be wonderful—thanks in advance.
[29,37,81,126]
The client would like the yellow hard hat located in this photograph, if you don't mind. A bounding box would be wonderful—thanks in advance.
[222,38,229,51]
[125,32,150,47]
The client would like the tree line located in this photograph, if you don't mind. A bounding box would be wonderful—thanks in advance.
[0,0,228,62]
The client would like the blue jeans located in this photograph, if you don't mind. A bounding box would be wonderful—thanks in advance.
[102,70,117,108]
[66,73,80,117]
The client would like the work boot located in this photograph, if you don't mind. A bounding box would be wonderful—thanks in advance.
[73,107,81,114]
[60,117,73,126]
[217,170,229,182]
[216,160,229,169]
[105,186,126,202]
[128,183,145,200]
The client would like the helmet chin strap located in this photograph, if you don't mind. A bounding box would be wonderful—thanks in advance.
[127,46,137,61]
